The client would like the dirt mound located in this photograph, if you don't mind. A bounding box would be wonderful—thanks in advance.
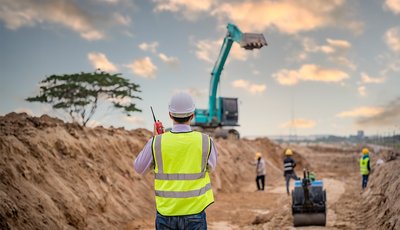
[0,113,298,229]
[360,151,400,230]
[0,112,155,230]
[213,137,308,193]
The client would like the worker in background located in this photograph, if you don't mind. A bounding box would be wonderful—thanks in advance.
[134,92,218,230]
[283,148,299,195]
[254,152,266,191]
[360,148,371,190]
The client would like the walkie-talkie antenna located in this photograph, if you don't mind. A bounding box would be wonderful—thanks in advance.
[150,106,157,122]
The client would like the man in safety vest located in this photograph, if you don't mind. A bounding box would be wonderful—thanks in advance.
[134,92,218,229]
[360,148,371,190]
[283,148,299,195]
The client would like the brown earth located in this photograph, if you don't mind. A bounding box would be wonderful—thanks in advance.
[0,113,399,229]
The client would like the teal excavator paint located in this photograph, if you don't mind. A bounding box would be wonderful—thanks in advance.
[192,23,267,139]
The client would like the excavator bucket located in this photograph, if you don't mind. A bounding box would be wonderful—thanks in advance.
[240,33,267,50]
[291,171,327,227]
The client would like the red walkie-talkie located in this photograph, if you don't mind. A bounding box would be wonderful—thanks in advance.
[151,106,164,134]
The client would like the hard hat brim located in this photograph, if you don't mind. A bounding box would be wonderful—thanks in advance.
[170,112,194,118]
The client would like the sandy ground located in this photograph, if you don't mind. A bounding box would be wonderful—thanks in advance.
[206,145,362,230]
[1,113,399,230]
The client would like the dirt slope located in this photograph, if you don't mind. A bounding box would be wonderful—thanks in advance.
[1,113,399,229]
[0,113,303,229]
[0,113,155,230]
[360,150,400,230]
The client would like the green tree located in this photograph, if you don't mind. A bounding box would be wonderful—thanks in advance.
[26,70,142,126]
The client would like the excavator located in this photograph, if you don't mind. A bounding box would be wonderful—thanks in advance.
[192,23,267,139]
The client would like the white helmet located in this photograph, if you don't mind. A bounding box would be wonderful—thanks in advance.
[169,92,195,118]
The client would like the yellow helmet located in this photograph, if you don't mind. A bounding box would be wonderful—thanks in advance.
[255,152,262,159]
[285,149,293,156]
[362,148,369,154]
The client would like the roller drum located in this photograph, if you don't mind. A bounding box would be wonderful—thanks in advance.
[293,213,326,227]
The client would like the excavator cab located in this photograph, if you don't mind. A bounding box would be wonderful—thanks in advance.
[193,97,238,127]
[218,97,239,126]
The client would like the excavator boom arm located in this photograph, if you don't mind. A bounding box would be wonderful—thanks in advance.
[193,23,267,128]
[208,24,267,123]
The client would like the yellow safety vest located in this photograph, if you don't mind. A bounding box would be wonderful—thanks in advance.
[152,131,214,216]
[360,156,369,175]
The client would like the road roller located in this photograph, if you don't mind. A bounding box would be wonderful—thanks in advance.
[291,169,327,227]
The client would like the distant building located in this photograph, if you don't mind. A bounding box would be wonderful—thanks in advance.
[357,130,365,140]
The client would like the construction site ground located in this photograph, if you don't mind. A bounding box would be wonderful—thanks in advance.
[1,113,399,230]
[207,146,361,230]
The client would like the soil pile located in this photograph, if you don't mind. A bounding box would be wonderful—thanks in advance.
[0,113,299,229]
[8,112,398,229]
[0,112,154,230]
[360,150,400,230]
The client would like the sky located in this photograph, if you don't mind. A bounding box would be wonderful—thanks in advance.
[1,0,400,138]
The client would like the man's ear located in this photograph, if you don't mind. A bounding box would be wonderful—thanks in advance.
[169,113,173,119]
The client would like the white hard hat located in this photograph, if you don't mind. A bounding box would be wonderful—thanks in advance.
[169,92,195,118]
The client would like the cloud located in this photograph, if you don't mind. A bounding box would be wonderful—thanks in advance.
[88,52,118,72]
[86,120,102,128]
[212,0,358,34]
[358,86,367,97]
[326,38,351,49]
[152,0,363,35]
[333,57,356,70]
[273,64,349,85]
[336,106,384,118]
[100,0,120,4]
[303,38,350,54]
[153,0,212,12]
[281,119,316,129]
[158,53,179,65]
[124,116,146,125]
[360,73,385,84]
[356,97,400,126]
[108,96,133,106]
[126,57,157,78]
[173,88,208,99]
[357,72,385,97]
[139,42,159,53]
[273,70,299,85]
[138,42,178,66]
[153,0,213,20]
[385,0,400,14]
[113,13,131,26]
[15,108,34,116]
[301,37,355,69]
[384,27,400,53]
[195,39,249,63]
[195,40,216,63]
[0,0,114,40]
[230,44,249,61]
[232,79,266,94]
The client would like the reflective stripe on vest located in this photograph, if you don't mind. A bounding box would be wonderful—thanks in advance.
[152,131,214,216]
[360,156,369,175]
[284,162,293,171]
[155,183,212,198]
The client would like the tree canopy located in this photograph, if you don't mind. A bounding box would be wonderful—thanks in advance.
[26,70,142,126]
